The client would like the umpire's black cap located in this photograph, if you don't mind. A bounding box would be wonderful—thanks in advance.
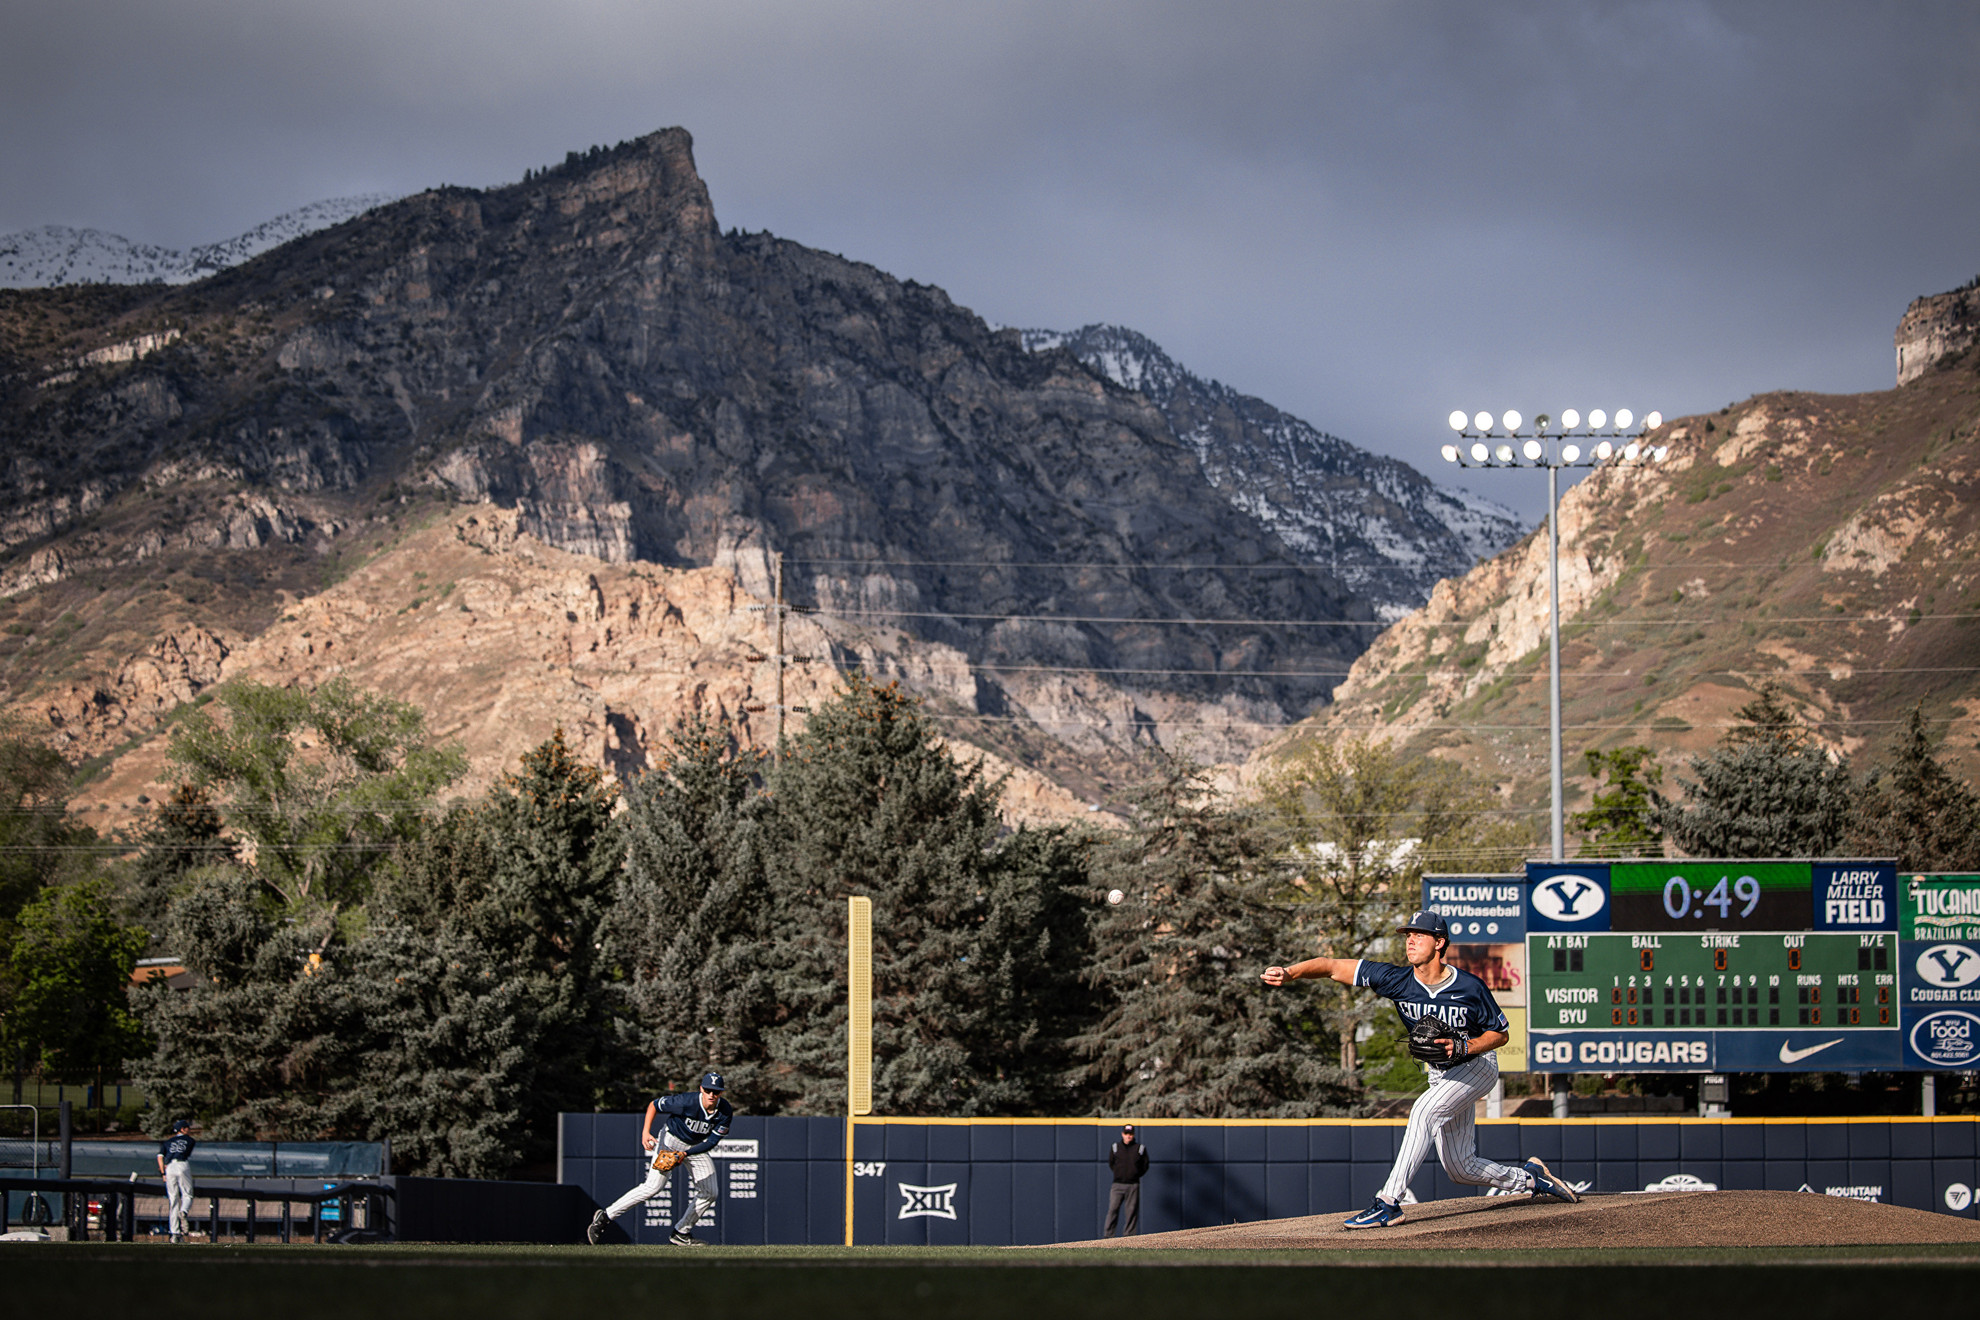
[1398,910,1452,941]
[700,1071,727,1093]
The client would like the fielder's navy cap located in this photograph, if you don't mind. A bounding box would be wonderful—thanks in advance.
[700,1071,727,1093]
[172,1118,192,1131]
[1398,910,1451,940]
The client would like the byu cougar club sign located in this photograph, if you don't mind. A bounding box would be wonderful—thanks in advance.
[1526,864,1611,932]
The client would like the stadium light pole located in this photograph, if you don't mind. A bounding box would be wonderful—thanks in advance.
[1441,408,1670,862]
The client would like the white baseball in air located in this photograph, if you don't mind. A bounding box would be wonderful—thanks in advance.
[1107,889,1125,905]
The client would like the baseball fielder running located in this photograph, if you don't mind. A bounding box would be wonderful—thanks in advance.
[157,1118,196,1242]
[1262,909,1579,1228]
[588,1072,734,1246]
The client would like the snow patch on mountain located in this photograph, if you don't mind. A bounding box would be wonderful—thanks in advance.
[0,194,400,289]
[1022,324,1525,617]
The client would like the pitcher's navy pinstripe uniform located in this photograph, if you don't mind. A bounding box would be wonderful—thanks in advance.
[1353,957,1532,1206]
[1263,909,1577,1228]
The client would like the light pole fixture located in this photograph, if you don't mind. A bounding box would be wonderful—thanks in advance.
[1440,407,1670,861]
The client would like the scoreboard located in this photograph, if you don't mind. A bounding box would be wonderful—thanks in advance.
[1530,931,1895,1033]
[1428,860,1931,1074]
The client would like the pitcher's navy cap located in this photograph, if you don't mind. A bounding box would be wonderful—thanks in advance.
[700,1071,727,1093]
[1398,910,1451,941]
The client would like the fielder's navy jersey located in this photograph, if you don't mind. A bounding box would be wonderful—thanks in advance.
[1354,960,1509,1037]
[651,1092,734,1155]
[160,1133,195,1164]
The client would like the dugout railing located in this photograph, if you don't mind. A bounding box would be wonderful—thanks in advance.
[0,1175,393,1243]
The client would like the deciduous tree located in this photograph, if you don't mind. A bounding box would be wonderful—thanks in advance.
[164,679,464,909]
[1572,745,1665,859]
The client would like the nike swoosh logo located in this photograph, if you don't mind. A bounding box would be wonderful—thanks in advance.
[1779,1039,1843,1063]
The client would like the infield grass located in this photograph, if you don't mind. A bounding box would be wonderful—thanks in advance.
[8,1243,1980,1318]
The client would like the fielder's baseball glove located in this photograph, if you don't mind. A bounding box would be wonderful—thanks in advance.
[650,1148,686,1173]
[1406,1014,1468,1067]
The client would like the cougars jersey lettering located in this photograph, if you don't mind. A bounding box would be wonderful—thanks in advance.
[652,1091,734,1155]
[1353,959,1508,1037]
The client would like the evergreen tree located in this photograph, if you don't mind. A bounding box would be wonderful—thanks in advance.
[1658,685,1854,858]
[1572,745,1665,859]
[1074,746,1355,1117]
[353,810,542,1176]
[122,783,236,944]
[607,719,780,1108]
[475,728,625,1144]
[131,867,361,1138]
[1844,705,1980,870]
[759,676,1089,1116]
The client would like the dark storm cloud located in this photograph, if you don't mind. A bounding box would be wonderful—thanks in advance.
[6,2,1978,520]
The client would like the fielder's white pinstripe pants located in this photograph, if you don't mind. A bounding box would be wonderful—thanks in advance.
[603,1133,719,1233]
[1378,1052,1530,1204]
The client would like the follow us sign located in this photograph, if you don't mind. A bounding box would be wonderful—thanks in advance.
[1527,864,1611,932]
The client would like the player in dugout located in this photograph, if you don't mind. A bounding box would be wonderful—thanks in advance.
[1262,908,1581,1228]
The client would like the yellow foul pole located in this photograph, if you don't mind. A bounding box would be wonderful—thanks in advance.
[844,895,873,1246]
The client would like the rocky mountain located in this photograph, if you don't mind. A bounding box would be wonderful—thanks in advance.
[0,195,400,289]
[1264,286,1980,851]
[43,506,1098,827]
[1020,325,1521,619]
[4,128,1477,810]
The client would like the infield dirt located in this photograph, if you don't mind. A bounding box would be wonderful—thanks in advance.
[1055,1190,1980,1250]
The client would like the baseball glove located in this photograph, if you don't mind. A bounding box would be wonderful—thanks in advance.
[1406,1014,1468,1067]
[650,1148,686,1173]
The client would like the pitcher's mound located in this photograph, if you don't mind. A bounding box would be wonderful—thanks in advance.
[1059,1190,1980,1250]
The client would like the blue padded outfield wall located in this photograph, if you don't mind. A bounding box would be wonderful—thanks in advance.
[558,1115,1980,1245]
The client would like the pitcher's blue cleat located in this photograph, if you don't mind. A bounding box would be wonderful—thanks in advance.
[1525,1157,1580,1203]
[1343,1195,1405,1229]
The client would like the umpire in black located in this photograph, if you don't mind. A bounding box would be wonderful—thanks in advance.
[1103,1122,1149,1236]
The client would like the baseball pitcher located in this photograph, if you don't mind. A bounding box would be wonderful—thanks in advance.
[588,1072,734,1246]
[1263,909,1580,1228]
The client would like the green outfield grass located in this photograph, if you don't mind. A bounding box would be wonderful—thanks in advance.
[6,1244,1980,1318]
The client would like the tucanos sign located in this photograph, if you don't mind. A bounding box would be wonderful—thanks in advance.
[1902,875,1980,942]
[1527,864,1610,931]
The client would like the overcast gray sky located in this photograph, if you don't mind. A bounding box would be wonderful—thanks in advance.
[7,1,1978,521]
